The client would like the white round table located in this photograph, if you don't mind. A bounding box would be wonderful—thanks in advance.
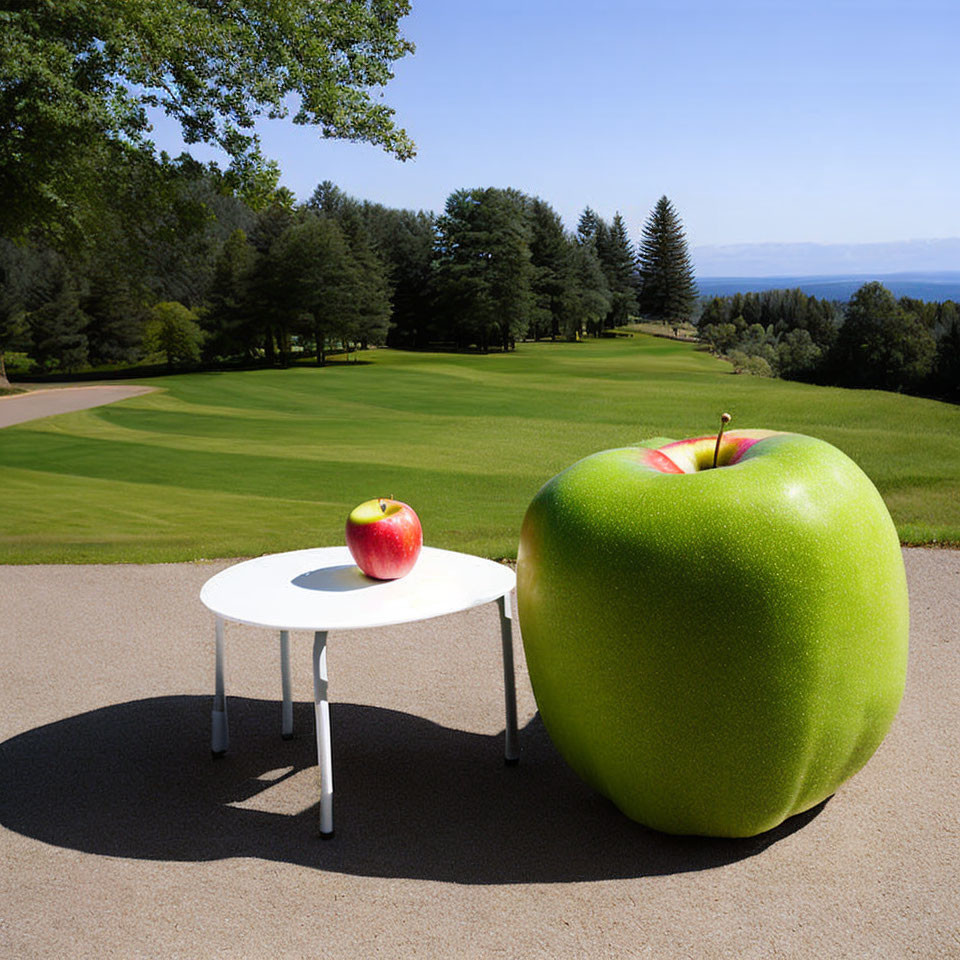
[200,546,518,837]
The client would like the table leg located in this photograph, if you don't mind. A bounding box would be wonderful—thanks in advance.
[211,616,229,757]
[313,630,334,838]
[498,593,520,765]
[280,630,293,740]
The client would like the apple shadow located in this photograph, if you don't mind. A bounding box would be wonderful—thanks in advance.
[0,697,827,884]
[291,565,377,593]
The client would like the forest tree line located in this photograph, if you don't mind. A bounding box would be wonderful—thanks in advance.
[697,284,960,401]
[0,171,692,376]
[2,161,958,404]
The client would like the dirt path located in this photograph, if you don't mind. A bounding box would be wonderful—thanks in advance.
[0,384,155,428]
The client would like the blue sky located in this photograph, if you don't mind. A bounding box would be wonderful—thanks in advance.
[151,0,960,251]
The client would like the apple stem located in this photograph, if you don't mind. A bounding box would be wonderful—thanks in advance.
[713,412,732,469]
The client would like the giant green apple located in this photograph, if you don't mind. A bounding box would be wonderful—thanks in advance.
[516,429,909,837]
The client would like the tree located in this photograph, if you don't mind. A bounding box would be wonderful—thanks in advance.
[699,322,739,355]
[697,296,730,332]
[27,256,90,373]
[245,197,298,362]
[204,228,258,359]
[142,301,204,367]
[933,309,960,400]
[135,158,258,308]
[729,350,773,377]
[307,181,361,220]
[528,199,574,340]
[637,196,697,324]
[598,213,639,329]
[736,322,779,371]
[576,207,601,245]
[566,239,611,338]
[741,291,762,327]
[81,263,146,366]
[1,0,415,241]
[266,216,357,365]
[777,328,823,380]
[0,239,32,384]
[363,205,435,349]
[433,187,534,351]
[338,211,392,353]
[830,282,936,391]
[27,249,89,371]
[300,186,393,353]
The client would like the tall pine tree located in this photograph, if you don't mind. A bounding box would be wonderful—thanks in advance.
[528,198,574,340]
[205,228,258,359]
[246,197,297,362]
[576,207,601,246]
[360,203,435,349]
[637,196,697,323]
[567,238,611,337]
[28,254,89,372]
[338,209,392,353]
[599,212,639,328]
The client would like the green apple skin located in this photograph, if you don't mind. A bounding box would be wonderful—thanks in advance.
[516,430,909,838]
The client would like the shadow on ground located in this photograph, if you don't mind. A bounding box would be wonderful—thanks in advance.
[0,696,824,884]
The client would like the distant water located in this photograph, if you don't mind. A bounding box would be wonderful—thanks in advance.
[696,271,960,303]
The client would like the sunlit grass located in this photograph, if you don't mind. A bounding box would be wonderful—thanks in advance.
[2,336,958,562]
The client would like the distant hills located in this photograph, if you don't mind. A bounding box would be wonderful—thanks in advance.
[693,238,960,276]
[696,272,960,303]
[692,238,960,301]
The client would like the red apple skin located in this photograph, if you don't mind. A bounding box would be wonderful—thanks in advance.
[345,499,422,580]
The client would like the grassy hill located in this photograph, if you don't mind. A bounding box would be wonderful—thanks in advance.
[2,336,958,563]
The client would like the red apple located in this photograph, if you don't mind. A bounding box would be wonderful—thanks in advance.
[345,498,422,580]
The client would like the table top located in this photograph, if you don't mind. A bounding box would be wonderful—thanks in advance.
[200,546,516,631]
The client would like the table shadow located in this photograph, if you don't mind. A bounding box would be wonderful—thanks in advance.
[0,696,826,884]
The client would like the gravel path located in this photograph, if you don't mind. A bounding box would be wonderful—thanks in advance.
[0,548,957,958]
[0,384,155,428]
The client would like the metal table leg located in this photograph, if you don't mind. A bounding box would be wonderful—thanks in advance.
[211,616,229,757]
[498,593,520,765]
[280,630,293,739]
[313,630,334,837]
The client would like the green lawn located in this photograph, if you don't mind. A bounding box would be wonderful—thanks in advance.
[2,336,959,563]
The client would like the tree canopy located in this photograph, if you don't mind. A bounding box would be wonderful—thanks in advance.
[143,301,204,367]
[1,0,416,240]
[694,281,960,399]
[433,187,535,351]
[831,281,936,391]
